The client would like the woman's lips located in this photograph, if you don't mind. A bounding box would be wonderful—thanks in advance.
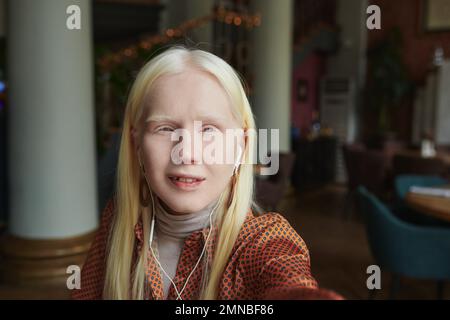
[168,175,205,190]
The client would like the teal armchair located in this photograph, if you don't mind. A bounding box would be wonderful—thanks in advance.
[357,186,450,299]
[394,175,449,227]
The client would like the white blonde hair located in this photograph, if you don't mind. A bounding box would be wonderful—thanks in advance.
[103,46,257,299]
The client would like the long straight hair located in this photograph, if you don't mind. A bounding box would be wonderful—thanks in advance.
[103,47,257,299]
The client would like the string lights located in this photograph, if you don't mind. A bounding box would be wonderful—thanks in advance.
[97,7,262,71]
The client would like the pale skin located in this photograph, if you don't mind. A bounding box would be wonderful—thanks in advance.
[131,68,245,215]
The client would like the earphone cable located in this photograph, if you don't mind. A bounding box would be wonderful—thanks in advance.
[147,180,220,300]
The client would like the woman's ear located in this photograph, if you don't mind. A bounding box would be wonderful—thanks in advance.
[130,125,140,154]
[234,129,248,171]
[243,129,249,162]
[131,126,145,173]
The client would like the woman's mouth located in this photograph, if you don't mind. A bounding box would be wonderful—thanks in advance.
[168,175,205,190]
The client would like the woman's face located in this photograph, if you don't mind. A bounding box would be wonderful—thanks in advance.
[132,68,243,214]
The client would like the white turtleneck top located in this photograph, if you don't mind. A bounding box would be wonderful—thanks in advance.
[153,199,217,299]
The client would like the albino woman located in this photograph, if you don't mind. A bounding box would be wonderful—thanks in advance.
[72,47,342,300]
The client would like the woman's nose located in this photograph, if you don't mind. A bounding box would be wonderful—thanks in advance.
[179,133,202,165]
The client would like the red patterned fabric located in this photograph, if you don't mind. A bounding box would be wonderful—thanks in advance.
[71,199,343,300]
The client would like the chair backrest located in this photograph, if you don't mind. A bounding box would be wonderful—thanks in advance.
[393,154,447,177]
[342,144,364,190]
[280,152,296,179]
[357,186,450,279]
[395,175,449,200]
[359,149,389,196]
[271,152,296,184]
[357,186,420,274]
[343,144,388,196]
[255,152,296,210]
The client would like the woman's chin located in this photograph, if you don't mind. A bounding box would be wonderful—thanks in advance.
[168,205,208,215]
[159,196,211,215]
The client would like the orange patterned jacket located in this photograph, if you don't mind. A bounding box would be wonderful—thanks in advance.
[71,199,343,300]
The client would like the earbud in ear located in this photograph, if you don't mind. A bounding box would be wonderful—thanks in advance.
[233,146,243,175]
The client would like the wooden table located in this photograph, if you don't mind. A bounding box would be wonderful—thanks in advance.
[405,186,450,223]
[397,149,450,167]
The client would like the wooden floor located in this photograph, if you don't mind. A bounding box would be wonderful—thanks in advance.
[0,184,448,299]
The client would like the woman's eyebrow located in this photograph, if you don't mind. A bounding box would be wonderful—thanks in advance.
[145,114,230,124]
[145,114,175,123]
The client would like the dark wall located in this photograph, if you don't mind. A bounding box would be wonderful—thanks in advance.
[369,0,450,84]
[94,1,163,43]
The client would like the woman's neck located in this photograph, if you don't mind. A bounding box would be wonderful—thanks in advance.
[154,199,217,239]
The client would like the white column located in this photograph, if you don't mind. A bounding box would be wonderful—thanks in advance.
[327,0,368,140]
[412,88,425,145]
[327,0,368,84]
[423,71,437,139]
[250,0,293,152]
[8,0,98,239]
[435,61,450,145]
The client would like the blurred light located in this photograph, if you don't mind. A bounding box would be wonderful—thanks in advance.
[124,48,133,57]
[96,8,261,72]
[254,16,261,26]
[166,29,175,37]
[225,15,233,24]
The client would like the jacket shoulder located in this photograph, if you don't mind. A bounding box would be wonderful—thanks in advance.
[70,198,116,300]
[238,211,298,243]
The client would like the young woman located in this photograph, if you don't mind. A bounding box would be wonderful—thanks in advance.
[72,47,342,300]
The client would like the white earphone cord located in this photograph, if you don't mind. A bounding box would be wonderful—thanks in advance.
[139,149,239,300]
[146,178,220,300]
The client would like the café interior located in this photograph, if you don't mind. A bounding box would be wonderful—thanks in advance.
[0,0,450,300]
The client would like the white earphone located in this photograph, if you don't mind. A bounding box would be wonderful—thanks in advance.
[148,194,219,300]
[138,150,218,300]
[138,141,243,299]
[233,145,243,176]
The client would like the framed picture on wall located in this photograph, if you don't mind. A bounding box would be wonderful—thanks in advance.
[422,0,450,32]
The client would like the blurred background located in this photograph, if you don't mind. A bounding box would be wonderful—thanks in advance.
[0,0,450,299]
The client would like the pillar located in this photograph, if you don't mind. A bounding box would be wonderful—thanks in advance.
[1,0,98,288]
[249,0,293,153]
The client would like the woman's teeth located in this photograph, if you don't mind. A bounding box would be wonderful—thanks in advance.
[172,177,201,182]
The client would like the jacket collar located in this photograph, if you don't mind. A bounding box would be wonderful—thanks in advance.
[133,208,255,250]
[133,208,255,299]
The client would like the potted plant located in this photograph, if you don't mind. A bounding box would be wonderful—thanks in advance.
[365,27,414,147]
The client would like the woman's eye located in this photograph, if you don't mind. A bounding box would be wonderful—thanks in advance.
[157,126,174,132]
[202,126,216,133]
